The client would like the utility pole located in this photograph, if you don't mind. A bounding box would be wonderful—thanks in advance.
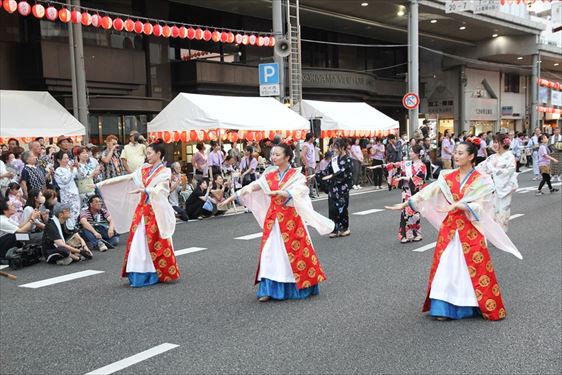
[408,0,419,137]
[530,54,539,132]
[272,0,285,99]
[68,0,89,143]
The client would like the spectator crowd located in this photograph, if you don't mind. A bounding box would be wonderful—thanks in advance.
[1,123,561,268]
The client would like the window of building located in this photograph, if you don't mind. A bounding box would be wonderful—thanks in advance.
[504,73,520,93]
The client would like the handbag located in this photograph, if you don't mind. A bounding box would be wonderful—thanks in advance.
[202,198,214,212]
[519,153,527,165]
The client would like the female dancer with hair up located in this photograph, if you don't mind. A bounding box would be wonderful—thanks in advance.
[476,133,518,232]
[220,142,334,302]
[386,139,521,321]
[98,140,180,287]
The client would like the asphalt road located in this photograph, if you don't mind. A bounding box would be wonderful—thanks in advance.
[1,168,561,375]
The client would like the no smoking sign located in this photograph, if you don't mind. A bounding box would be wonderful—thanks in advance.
[402,92,419,110]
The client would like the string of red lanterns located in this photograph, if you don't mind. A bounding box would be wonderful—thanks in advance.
[538,78,561,91]
[0,135,83,144]
[538,106,562,114]
[147,129,398,144]
[2,0,276,47]
[500,0,552,5]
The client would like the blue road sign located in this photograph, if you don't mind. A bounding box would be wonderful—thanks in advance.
[259,63,279,85]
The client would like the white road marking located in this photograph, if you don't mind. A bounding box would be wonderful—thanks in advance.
[312,188,381,202]
[174,247,207,256]
[411,214,523,253]
[352,208,385,216]
[85,343,179,375]
[0,265,9,270]
[235,232,263,240]
[517,169,532,174]
[19,270,104,289]
[412,242,436,252]
[517,182,561,193]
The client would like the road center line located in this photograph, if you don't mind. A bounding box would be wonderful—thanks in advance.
[174,247,207,256]
[85,343,179,375]
[352,208,385,216]
[19,270,104,289]
[235,232,263,240]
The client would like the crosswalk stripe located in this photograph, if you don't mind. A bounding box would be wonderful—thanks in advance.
[235,232,263,240]
[19,270,104,289]
[85,343,179,375]
[509,214,524,220]
[174,247,207,256]
[352,208,385,216]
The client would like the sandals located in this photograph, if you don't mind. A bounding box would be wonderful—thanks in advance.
[412,236,423,242]
[339,230,351,237]
[258,296,271,302]
[400,238,410,243]
[329,232,339,238]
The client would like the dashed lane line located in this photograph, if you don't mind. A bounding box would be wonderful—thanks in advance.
[19,270,105,289]
[352,208,385,216]
[85,343,179,375]
[235,232,263,240]
[174,247,207,256]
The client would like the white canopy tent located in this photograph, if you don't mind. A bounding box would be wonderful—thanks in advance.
[148,93,309,133]
[0,90,85,138]
[301,99,399,132]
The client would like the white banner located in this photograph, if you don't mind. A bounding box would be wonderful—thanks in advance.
[552,90,562,107]
[473,0,499,14]
[445,0,471,14]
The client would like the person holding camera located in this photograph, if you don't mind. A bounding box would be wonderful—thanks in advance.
[0,198,42,261]
[121,131,147,174]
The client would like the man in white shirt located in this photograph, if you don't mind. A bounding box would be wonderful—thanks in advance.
[120,131,147,174]
[1,199,41,260]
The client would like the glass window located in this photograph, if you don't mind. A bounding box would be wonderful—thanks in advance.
[504,73,520,93]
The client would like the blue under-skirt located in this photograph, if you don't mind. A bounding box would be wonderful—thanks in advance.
[429,298,481,319]
[128,272,159,288]
[257,278,319,300]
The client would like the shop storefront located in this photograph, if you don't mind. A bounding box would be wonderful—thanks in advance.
[466,97,498,135]
[428,98,455,136]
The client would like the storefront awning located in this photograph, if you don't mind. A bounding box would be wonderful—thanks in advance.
[148,93,309,132]
[301,100,399,131]
[0,90,85,138]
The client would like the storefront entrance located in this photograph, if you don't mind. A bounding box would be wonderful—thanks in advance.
[88,114,149,145]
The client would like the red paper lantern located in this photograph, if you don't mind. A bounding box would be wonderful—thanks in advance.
[143,22,153,35]
[171,25,179,38]
[31,3,44,18]
[70,9,81,23]
[194,28,203,40]
[180,131,188,143]
[130,20,141,33]
[242,35,249,45]
[227,32,235,43]
[211,30,220,42]
[245,131,255,142]
[81,12,92,26]
[206,130,217,141]
[187,27,195,39]
[269,36,276,47]
[113,17,124,31]
[196,130,206,141]
[257,36,264,47]
[58,8,71,23]
[173,131,181,142]
[203,29,212,41]
[249,35,257,45]
[162,131,172,144]
[178,26,187,39]
[220,31,228,43]
[189,130,198,142]
[235,33,243,44]
[45,5,57,21]
[17,1,31,16]
[123,18,134,32]
[255,131,264,141]
[228,132,239,143]
[152,24,162,36]
[101,16,112,30]
[263,36,270,46]
[3,0,16,14]
[162,25,171,38]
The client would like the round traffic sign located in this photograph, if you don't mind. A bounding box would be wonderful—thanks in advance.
[402,92,420,110]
